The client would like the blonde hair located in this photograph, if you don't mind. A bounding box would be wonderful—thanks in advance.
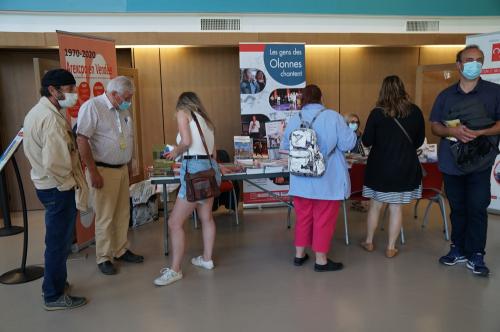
[176,92,215,130]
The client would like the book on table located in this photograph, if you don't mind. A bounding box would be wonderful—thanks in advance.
[219,163,246,175]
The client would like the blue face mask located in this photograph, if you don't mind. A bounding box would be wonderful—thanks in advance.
[118,100,131,111]
[461,61,482,80]
[349,123,359,131]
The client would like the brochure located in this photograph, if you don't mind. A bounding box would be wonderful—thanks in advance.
[234,136,253,160]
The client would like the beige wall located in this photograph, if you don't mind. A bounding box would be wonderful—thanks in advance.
[132,45,463,179]
[0,49,132,211]
[339,47,420,128]
[159,47,241,159]
[0,45,463,211]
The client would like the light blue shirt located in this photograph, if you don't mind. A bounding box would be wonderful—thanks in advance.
[280,103,357,200]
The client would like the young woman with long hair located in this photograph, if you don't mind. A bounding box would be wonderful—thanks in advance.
[154,92,221,286]
[360,76,425,258]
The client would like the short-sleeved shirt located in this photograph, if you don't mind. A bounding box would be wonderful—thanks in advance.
[430,79,500,175]
[77,93,134,165]
[249,120,260,133]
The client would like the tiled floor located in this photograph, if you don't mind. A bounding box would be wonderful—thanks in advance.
[1,203,499,332]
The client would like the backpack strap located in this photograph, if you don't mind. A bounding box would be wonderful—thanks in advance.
[310,108,328,126]
[297,108,336,158]
[298,108,328,129]
[312,108,336,158]
[298,111,308,128]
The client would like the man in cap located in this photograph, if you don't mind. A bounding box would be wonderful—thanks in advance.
[23,69,88,310]
[77,76,143,275]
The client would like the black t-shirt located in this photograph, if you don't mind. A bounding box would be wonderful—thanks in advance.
[430,79,500,175]
[362,104,425,192]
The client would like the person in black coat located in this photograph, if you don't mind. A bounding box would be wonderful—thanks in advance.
[360,75,425,258]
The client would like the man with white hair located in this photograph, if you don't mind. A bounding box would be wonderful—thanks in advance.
[77,76,144,275]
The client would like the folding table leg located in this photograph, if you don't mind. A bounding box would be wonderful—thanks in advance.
[438,195,450,241]
[400,226,405,245]
[193,210,199,229]
[343,200,349,245]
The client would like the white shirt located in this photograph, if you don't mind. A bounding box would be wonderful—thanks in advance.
[176,112,215,156]
[249,120,260,133]
[77,93,133,165]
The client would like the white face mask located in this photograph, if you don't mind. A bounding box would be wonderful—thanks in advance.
[57,92,78,108]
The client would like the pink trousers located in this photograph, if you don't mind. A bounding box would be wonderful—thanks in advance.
[293,196,341,253]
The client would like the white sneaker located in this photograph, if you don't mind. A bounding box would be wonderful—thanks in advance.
[191,256,215,270]
[154,268,183,286]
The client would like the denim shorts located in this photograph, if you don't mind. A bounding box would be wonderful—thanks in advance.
[178,159,222,200]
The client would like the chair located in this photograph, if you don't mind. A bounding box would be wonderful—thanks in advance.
[342,163,370,245]
[193,150,239,228]
[413,162,449,241]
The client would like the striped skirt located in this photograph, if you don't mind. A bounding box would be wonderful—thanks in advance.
[362,185,422,204]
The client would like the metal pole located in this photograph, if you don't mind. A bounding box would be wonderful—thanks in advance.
[0,156,44,284]
[163,184,169,256]
[0,169,23,237]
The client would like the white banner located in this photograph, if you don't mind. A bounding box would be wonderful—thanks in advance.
[0,129,23,173]
[466,32,500,213]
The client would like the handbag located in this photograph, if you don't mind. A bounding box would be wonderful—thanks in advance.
[184,111,220,202]
[444,98,499,174]
[393,118,428,177]
[449,136,499,174]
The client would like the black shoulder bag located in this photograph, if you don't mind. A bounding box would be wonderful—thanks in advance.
[393,118,428,177]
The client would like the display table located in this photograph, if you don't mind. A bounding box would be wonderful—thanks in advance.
[150,171,291,255]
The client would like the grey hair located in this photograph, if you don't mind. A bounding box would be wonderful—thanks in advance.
[106,76,135,95]
[343,113,360,123]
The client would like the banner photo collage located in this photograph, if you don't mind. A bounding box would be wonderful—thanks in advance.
[239,43,305,206]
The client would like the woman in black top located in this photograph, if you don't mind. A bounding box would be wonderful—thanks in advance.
[360,76,425,258]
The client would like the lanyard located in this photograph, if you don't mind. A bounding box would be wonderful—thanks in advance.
[114,109,123,135]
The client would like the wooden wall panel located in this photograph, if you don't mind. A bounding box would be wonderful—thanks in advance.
[0,49,133,211]
[132,48,165,169]
[159,47,241,158]
[0,51,57,211]
[339,47,420,129]
[0,32,466,48]
[415,64,459,144]
[419,46,463,66]
[305,47,340,111]
[0,44,474,211]
[417,47,463,143]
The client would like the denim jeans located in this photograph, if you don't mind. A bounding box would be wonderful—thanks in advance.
[178,159,221,199]
[36,188,76,302]
[443,167,491,257]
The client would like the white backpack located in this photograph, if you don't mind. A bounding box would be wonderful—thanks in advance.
[289,109,334,177]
